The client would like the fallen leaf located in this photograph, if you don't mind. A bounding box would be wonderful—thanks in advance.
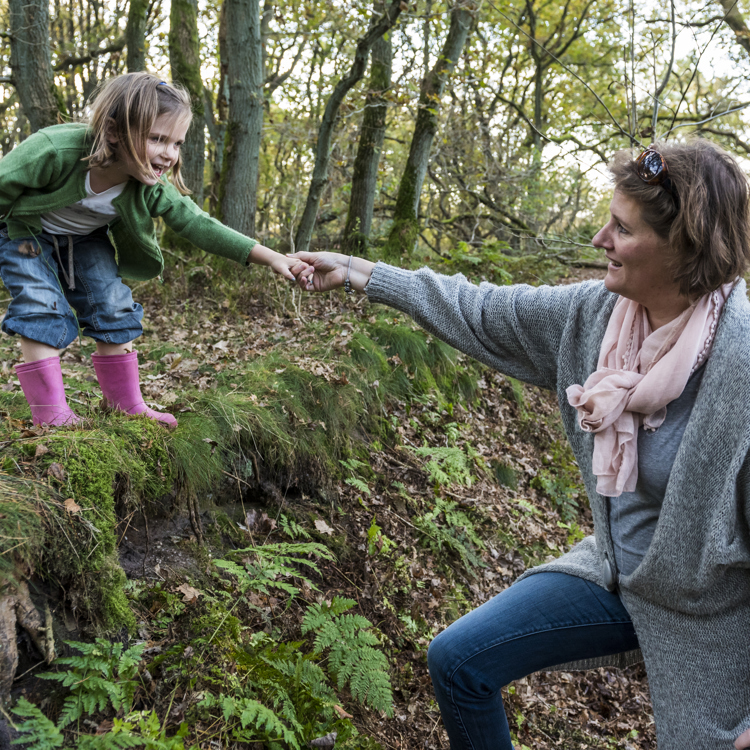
[63,498,81,514]
[177,583,201,603]
[34,444,49,458]
[47,463,66,482]
[314,519,334,536]
[333,704,353,719]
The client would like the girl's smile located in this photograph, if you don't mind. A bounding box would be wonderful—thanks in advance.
[92,113,189,191]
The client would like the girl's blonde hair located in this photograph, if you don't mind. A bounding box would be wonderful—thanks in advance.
[85,72,193,194]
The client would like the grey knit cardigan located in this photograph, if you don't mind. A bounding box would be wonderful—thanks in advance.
[366,263,750,750]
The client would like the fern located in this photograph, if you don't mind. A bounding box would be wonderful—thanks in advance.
[39,639,146,728]
[344,476,371,495]
[302,597,393,715]
[214,541,334,599]
[414,497,485,573]
[198,694,300,748]
[9,698,64,748]
[278,514,311,540]
[408,445,474,487]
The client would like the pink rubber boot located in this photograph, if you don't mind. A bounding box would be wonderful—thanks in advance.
[92,351,177,429]
[15,357,81,427]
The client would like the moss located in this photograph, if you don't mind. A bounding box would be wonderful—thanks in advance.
[1,311,483,631]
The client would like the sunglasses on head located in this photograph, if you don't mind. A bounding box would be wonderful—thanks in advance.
[635,147,679,206]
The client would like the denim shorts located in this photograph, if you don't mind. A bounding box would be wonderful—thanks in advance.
[0,226,143,349]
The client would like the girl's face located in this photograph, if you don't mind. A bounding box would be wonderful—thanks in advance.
[115,113,190,185]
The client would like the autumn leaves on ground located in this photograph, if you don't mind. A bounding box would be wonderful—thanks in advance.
[0,256,653,749]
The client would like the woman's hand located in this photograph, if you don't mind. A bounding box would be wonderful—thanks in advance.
[288,251,375,293]
[735,727,750,749]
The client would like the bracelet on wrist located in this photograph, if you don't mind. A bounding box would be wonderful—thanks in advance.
[344,255,354,295]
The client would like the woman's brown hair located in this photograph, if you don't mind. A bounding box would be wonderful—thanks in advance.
[609,138,750,297]
[85,72,193,194]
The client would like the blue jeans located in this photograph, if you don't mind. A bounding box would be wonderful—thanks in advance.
[427,572,639,749]
[0,226,143,349]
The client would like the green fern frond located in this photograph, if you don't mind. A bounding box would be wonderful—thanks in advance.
[345,477,371,495]
[10,697,65,748]
[301,598,393,715]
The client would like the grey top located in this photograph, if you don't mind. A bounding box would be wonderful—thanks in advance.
[365,263,750,750]
[611,364,705,578]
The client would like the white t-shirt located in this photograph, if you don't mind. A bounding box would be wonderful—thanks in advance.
[40,172,126,235]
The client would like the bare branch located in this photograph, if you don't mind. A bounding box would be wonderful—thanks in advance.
[486,0,642,147]
[652,0,676,134]
[54,38,125,71]
[666,1,738,136]
[665,101,750,135]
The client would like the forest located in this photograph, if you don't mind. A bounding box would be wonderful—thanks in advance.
[2,0,750,747]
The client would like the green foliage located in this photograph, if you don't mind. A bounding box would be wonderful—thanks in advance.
[198,694,300,746]
[491,459,518,489]
[531,469,580,522]
[366,515,396,556]
[302,597,393,715]
[413,498,486,574]
[278,513,312,540]
[39,639,145,727]
[214,541,335,598]
[408,445,474,487]
[10,699,64,748]
[12,641,193,750]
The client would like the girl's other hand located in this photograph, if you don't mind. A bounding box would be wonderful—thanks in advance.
[288,252,375,293]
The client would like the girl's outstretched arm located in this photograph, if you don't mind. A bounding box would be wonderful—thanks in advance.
[288,252,375,292]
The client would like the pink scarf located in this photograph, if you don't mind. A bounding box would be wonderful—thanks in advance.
[566,283,733,497]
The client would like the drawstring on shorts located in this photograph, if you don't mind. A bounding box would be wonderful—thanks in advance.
[51,234,75,290]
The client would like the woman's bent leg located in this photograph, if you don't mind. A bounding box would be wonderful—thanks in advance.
[427,572,639,750]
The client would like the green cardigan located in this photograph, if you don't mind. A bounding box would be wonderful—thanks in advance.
[0,123,257,281]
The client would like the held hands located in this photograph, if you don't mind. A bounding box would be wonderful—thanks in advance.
[735,727,750,749]
[287,251,376,293]
[249,243,310,281]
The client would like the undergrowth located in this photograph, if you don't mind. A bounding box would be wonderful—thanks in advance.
[0,254,609,749]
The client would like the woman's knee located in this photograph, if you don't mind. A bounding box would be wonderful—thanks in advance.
[428,624,504,699]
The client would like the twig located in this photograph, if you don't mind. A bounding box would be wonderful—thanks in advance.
[13,659,45,682]
[141,506,150,578]
[665,0,740,136]
[486,0,642,147]
[652,0,676,135]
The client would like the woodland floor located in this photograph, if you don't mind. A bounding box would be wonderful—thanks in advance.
[0,256,656,750]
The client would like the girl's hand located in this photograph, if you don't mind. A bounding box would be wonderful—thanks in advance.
[287,252,375,293]
[735,727,750,749]
[270,254,310,281]
[249,244,308,281]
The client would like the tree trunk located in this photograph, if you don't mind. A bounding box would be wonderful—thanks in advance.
[717,0,750,56]
[384,1,474,259]
[293,0,406,254]
[343,0,393,255]
[169,0,205,204]
[125,0,149,72]
[8,0,58,132]
[217,0,263,238]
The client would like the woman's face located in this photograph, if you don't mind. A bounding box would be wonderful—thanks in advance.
[593,190,686,318]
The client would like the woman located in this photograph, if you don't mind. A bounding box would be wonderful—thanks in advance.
[292,140,750,750]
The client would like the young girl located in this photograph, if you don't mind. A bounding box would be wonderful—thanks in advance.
[0,72,307,429]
